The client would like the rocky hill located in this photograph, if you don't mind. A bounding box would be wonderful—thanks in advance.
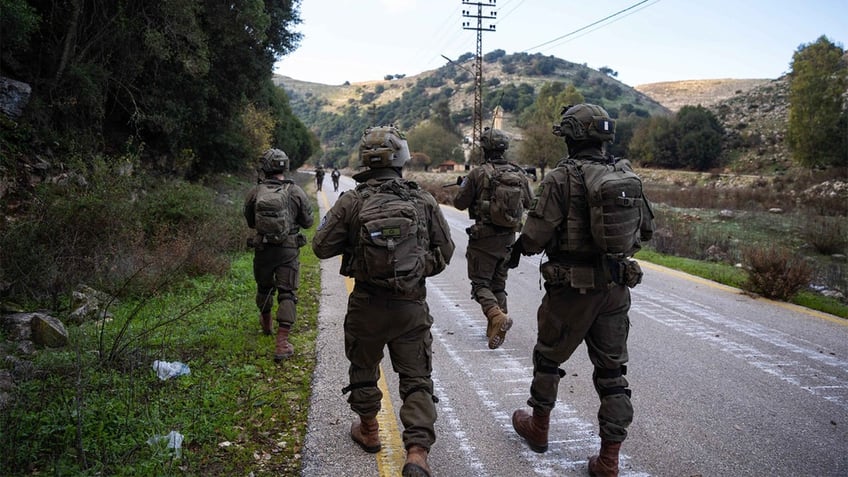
[635,79,771,112]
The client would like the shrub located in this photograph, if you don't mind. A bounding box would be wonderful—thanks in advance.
[742,246,813,300]
[801,216,848,255]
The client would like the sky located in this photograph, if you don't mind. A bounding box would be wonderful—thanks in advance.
[274,0,848,87]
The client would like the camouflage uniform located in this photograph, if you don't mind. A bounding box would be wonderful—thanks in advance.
[455,159,533,313]
[243,177,314,329]
[454,130,533,349]
[312,128,454,463]
[510,104,654,473]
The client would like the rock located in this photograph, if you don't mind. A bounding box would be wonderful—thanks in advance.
[0,76,31,119]
[768,208,784,214]
[1,313,33,341]
[30,313,69,348]
[719,209,735,219]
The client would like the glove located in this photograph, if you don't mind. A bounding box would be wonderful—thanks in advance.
[456,175,464,186]
[506,238,524,269]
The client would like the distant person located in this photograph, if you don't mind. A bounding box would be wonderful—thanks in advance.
[243,148,315,362]
[331,166,341,192]
[453,127,533,349]
[315,164,325,191]
[312,125,455,477]
[507,104,654,477]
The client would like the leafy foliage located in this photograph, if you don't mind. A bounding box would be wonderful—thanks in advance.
[1,0,314,174]
[629,106,723,170]
[787,36,848,168]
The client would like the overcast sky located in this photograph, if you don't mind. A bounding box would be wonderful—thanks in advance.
[274,0,847,87]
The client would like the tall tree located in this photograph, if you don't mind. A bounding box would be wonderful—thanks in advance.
[787,35,847,168]
[517,82,583,177]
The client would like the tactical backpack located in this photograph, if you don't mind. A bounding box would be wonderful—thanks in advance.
[353,179,429,293]
[254,181,294,243]
[569,159,646,255]
[480,162,526,229]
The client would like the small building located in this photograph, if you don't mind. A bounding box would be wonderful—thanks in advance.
[437,160,460,173]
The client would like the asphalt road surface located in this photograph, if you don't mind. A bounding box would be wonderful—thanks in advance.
[301,173,848,477]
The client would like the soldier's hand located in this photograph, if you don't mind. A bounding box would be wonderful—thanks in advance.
[456,175,464,186]
[506,239,524,269]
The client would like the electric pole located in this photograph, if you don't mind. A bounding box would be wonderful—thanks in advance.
[462,0,496,164]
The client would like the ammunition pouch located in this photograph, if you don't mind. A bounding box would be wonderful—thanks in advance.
[608,258,643,288]
[466,222,513,240]
[541,262,596,290]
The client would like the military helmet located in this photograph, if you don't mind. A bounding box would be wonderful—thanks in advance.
[480,127,509,151]
[260,148,289,173]
[359,125,411,169]
[554,103,616,143]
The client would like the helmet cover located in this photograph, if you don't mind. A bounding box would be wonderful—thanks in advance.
[359,125,411,168]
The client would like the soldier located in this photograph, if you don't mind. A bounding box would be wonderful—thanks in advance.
[243,148,315,362]
[315,164,325,191]
[312,125,455,477]
[453,127,534,349]
[331,166,341,191]
[507,104,654,477]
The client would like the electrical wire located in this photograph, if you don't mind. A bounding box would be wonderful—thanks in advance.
[522,0,654,52]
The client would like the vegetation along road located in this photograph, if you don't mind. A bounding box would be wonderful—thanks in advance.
[301,174,847,477]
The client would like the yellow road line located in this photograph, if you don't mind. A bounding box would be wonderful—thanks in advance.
[639,260,847,326]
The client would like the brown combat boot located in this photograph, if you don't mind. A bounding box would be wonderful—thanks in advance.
[274,325,294,362]
[259,311,273,335]
[512,408,550,453]
[484,306,512,349]
[588,439,622,477]
[350,414,381,453]
[402,445,431,477]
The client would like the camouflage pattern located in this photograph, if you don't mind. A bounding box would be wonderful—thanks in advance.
[311,165,455,452]
[454,158,533,317]
[513,104,654,444]
[244,177,314,327]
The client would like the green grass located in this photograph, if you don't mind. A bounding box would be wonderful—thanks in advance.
[636,248,848,318]
[0,222,321,476]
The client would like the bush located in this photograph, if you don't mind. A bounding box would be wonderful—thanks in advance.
[742,246,813,300]
[801,216,847,255]
[0,155,243,307]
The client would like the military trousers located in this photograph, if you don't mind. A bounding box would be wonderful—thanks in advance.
[344,285,437,451]
[528,281,633,442]
[466,232,514,314]
[253,245,301,327]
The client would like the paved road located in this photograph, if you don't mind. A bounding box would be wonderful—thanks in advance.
[302,175,848,476]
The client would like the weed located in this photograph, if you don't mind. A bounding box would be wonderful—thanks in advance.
[742,246,813,300]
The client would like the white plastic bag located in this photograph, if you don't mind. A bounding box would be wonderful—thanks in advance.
[147,430,184,458]
[152,360,190,380]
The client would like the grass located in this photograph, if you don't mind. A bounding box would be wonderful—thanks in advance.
[635,248,848,318]
[0,218,321,476]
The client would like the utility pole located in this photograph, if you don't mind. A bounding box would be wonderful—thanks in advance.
[462,0,496,165]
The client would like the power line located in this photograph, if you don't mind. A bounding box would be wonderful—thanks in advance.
[535,0,661,54]
[522,0,653,53]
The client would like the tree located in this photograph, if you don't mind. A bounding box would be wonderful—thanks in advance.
[675,105,724,171]
[517,82,583,177]
[787,36,848,168]
[406,121,463,167]
[4,0,312,176]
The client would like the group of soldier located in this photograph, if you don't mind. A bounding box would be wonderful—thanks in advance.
[242,103,654,477]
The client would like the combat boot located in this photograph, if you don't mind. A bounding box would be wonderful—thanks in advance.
[259,311,273,335]
[588,439,621,477]
[274,325,294,362]
[350,414,381,453]
[402,445,431,477]
[484,306,512,349]
[512,408,550,453]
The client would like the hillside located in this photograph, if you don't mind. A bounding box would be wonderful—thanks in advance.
[274,52,670,159]
[635,79,771,112]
